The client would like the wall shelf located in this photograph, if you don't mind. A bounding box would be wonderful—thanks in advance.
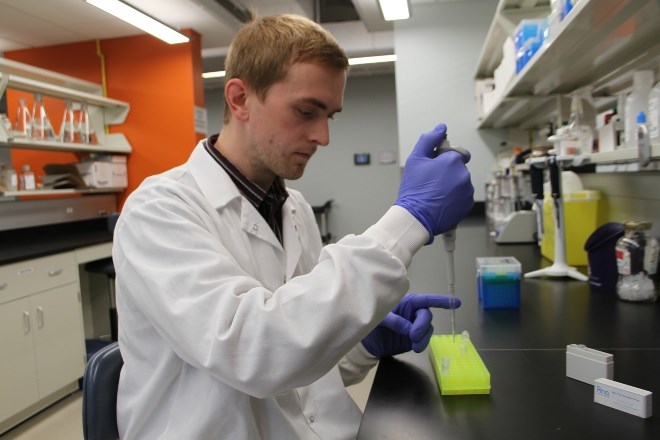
[0,57,131,154]
[477,0,660,130]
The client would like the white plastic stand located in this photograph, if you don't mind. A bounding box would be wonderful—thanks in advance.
[524,155,588,281]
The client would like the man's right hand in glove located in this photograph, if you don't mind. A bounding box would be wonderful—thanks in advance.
[394,123,474,244]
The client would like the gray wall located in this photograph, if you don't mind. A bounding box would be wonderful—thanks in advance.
[394,0,502,202]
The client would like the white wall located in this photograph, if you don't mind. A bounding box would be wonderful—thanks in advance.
[394,0,503,201]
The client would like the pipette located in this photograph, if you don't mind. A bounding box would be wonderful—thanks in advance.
[442,229,457,341]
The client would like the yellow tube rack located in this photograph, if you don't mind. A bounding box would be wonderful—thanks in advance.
[429,334,491,395]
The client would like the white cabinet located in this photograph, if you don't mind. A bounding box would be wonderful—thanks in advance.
[0,56,131,198]
[0,252,85,434]
[476,0,660,163]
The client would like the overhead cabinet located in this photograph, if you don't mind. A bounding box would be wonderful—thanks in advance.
[476,0,660,165]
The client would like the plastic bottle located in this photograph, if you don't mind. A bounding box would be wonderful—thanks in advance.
[648,66,660,142]
[624,70,653,146]
[563,87,594,155]
[616,220,658,302]
[20,164,36,191]
[1,163,18,191]
[637,111,650,167]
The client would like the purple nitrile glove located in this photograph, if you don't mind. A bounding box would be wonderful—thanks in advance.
[395,123,474,244]
[362,293,461,358]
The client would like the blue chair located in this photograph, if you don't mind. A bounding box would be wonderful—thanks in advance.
[82,341,123,440]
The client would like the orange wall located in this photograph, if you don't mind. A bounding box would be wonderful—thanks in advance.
[5,29,205,208]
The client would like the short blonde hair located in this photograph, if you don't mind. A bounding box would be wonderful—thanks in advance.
[223,14,348,124]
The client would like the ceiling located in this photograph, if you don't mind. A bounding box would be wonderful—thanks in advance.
[0,0,459,79]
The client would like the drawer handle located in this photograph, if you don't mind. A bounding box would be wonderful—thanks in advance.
[0,282,7,290]
[23,311,31,334]
[48,269,63,277]
[37,306,45,328]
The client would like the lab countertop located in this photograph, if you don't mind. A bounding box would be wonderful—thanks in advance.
[0,218,113,265]
[357,217,660,439]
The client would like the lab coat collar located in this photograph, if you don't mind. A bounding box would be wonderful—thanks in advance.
[188,139,303,278]
[187,140,241,209]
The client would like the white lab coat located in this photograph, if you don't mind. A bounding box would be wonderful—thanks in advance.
[113,140,427,439]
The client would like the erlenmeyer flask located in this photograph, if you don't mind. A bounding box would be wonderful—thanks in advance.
[13,98,32,139]
[60,100,81,143]
[78,103,98,144]
[31,93,56,140]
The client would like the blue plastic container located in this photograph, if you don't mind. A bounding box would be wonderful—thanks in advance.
[477,257,522,309]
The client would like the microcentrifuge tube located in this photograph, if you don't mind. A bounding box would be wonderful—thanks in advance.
[441,356,450,375]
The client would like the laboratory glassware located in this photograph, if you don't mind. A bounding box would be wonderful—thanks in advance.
[19,164,36,191]
[13,98,32,139]
[78,103,98,144]
[616,220,658,302]
[60,100,82,143]
[31,93,56,140]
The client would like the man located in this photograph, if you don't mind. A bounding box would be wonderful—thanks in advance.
[114,14,474,439]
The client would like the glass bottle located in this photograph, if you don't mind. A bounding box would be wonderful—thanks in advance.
[78,103,98,144]
[19,164,36,191]
[60,100,81,143]
[615,220,659,302]
[1,163,19,192]
[31,93,56,140]
[13,98,32,139]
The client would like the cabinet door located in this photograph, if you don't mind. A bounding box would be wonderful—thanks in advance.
[31,284,86,398]
[0,298,39,421]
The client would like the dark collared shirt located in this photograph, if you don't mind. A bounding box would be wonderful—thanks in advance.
[204,134,289,245]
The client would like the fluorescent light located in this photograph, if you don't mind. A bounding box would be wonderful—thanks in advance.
[349,54,397,65]
[202,71,226,79]
[85,0,189,44]
[378,0,410,21]
[202,55,397,79]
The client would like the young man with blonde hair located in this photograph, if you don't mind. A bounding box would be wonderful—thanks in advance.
[114,14,473,439]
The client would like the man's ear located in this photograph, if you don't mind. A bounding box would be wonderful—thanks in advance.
[225,78,250,122]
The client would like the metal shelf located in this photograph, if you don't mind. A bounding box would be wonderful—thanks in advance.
[0,57,132,154]
[477,0,660,130]
[1,188,125,198]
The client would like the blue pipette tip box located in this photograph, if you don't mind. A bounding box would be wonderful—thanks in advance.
[429,334,491,395]
[477,257,521,309]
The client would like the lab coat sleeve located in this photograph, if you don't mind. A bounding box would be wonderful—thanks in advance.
[338,344,379,387]
[114,178,425,398]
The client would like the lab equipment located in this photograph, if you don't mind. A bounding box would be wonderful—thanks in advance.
[60,100,81,143]
[649,66,660,141]
[0,163,18,191]
[525,155,587,281]
[13,97,31,139]
[563,86,595,155]
[395,123,473,244]
[530,163,544,245]
[79,102,98,144]
[361,293,460,357]
[594,378,652,419]
[477,257,521,309]
[624,70,653,145]
[636,111,651,167]
[584,222,625,294]
[615,220,658,302]
[566,344,613,385]
[541,189,600,266]
[442,229,456,340]
[31,93,56,140]
[429,332,491,395]
[19,164,36,191]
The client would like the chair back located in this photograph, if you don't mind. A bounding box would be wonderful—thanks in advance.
[82,342,123,440]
